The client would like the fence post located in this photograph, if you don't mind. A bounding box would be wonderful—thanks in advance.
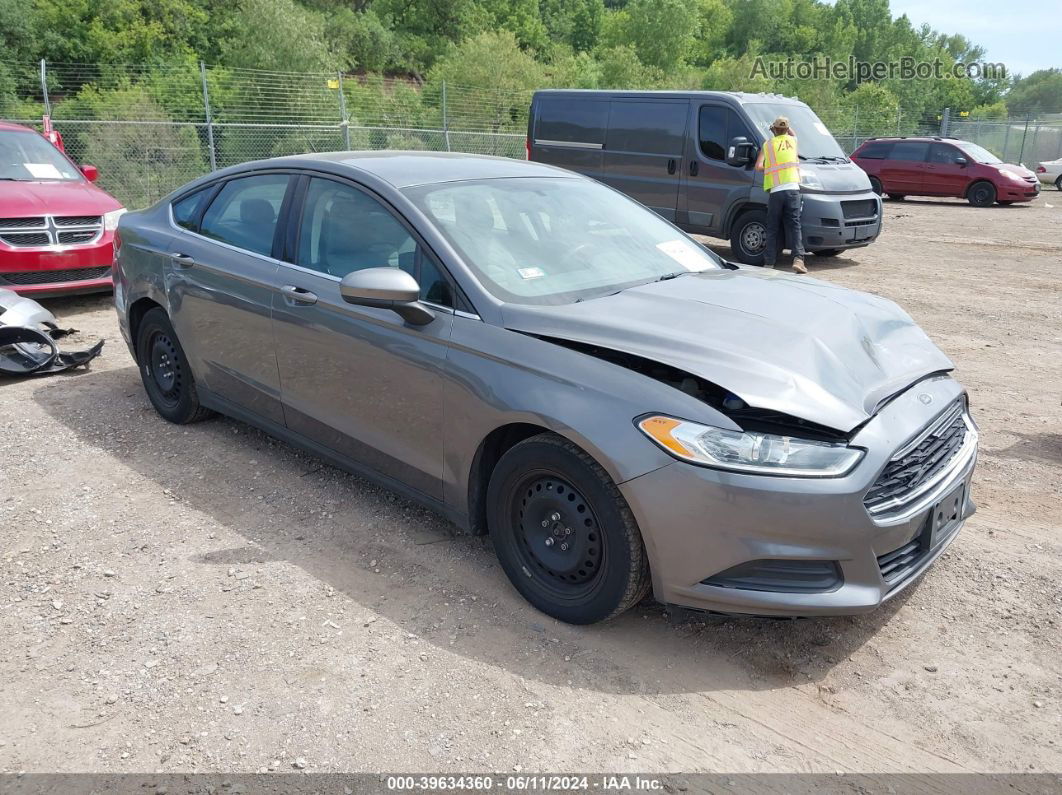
[1028,122,1040,164]
[337,71,351,150]
[1017,116,1031,164]
[200,61,217,172]
[940,107,950,137]
[39,59,51,117]
[1002,120,1012,161]
[895,104,901,136]
[442,80,451,152]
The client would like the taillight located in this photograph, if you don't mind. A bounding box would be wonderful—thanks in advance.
[525,137,531,161]
[113,230,122,264]
[1036,165,1046,173]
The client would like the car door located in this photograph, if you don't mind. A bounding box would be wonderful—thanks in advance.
[601,99,689,222]
[925,143,970,196]
[682,103,756,234]
[271,174,456,500]
[167,172,293,425]
[880,141,929,195]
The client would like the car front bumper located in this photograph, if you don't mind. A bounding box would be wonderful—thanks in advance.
[0,235,115,297]
[998,180,1040,201]
[800,191,882,252]
[620,375,976,617]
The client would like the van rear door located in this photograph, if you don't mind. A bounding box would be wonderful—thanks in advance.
[528,95,608,181]
[601,99,689,222]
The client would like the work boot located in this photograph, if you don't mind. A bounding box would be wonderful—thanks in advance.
[792,257,808,274]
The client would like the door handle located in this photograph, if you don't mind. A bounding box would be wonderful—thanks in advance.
[280,285,318,305]
[690,160,699,176]
[667,158,676,175]
[170,252,195,268]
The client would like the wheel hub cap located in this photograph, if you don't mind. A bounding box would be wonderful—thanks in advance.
[742,222,766,253]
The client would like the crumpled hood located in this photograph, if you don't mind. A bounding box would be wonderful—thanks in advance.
[501,269,953,433]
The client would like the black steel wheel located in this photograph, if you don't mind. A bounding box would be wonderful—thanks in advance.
[135,308,214,424]
[729,209,768,266]
[967,180,996,207]
[486,433,651,624]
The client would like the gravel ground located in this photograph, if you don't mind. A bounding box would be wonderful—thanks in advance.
[1,193,1060,775]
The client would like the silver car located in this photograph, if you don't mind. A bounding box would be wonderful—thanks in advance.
[114,152,978,624]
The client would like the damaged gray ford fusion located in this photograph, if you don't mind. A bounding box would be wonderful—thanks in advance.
[113,152,978,624]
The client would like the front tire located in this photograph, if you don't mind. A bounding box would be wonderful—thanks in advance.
[729,209,768,266]
[486,433,651,624]
[887,193,906,201]
[135,308,214,424]
[1055,175,1062,191]
[967,180,996,207]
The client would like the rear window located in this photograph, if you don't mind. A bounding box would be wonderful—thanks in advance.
[856,141,892,159]
[535,99,608,145]
[172,188,212,231]
[891,141,929,162]
[606,101,687,156]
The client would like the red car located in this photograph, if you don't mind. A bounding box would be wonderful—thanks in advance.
[851,136,1040,207]
[0,121,124,296]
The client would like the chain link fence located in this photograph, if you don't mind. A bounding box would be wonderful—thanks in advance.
[3,59,1060,209]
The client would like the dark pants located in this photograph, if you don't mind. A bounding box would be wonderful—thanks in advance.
[764,188,805,266]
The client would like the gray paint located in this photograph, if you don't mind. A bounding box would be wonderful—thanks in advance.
[114,152,976,617]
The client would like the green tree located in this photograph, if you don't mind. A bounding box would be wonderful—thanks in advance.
[622,0,696,73]
[219,0,333,72]
[1007,69,1062,115]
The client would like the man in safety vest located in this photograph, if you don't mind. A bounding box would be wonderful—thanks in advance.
[754,116,807,274]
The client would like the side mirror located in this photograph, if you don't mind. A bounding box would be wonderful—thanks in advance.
[80,164,99,182]
[339,267,434,326]
[726,137,754,167]
[954,156,968,167]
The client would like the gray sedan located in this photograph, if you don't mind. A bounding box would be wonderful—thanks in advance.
[114,152,978,624]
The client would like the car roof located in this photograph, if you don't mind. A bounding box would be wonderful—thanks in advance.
[858,136,973,145]
[253,151,578,189]
[533,88,808,106]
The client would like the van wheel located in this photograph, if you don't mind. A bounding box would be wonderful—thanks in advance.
[869,176,883,195]
[967,181,996,207]
[814,248,842,257]
[486,433,651,625]
[887,193,906,201]
[135,308,214,424]
[730,209,768,266]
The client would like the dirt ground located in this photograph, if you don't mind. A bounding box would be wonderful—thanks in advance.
[1,193,1060,776]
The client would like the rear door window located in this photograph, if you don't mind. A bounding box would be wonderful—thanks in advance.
[199,174,290,256]
[172,188,212,232]
[535,99,608,146]
[890,141,930,162]
[606,101,687,155]
[856,140,893,159]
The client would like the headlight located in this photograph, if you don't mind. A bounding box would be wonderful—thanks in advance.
[103,208,127,231]
[1002,170,1025,182]
[799,170,823,190]
[637,415,864,477]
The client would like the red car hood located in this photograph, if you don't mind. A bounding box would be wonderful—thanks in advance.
[996,163,1036,179]
[0,180,123,217]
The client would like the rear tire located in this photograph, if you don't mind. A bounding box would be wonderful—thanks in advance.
[729,209,768,266]
[869,176,883,196]
[967,180,996,207]
[135,308,214,424]
[886,193,906,201]
[486,433,651,624]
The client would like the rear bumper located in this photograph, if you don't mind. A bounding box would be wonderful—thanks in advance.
[0,235,115,296]
[620,376,977,617]
[801,191,882,252]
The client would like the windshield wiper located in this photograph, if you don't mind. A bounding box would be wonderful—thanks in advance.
[656,271,697,282]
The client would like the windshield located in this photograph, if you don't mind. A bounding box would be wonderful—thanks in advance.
[403,177,723,306]
[0,130,83,181]
[957,142,1002,165]
[742,103,846,160]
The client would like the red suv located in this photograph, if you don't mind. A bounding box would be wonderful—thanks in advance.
[0,121,124,296]
[851,136,1040,207]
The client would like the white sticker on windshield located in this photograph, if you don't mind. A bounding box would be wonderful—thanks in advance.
[656,240,708,271]
[24,163,64,179]
[813,121,830,136]
[517,266,545,280]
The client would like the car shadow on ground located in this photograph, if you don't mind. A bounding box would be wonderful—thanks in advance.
[34,365,918,697]
[703,242,864,273]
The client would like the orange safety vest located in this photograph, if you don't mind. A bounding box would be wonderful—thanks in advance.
[762,134,800,190]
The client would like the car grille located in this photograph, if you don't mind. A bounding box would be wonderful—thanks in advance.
[877,537,922,584]
[0,215,103,247]
[864,399,970,516]
[841,199,878,219]
[0,266,112,285]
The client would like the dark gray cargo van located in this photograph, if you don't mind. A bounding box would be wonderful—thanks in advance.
[528,90,882,265]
